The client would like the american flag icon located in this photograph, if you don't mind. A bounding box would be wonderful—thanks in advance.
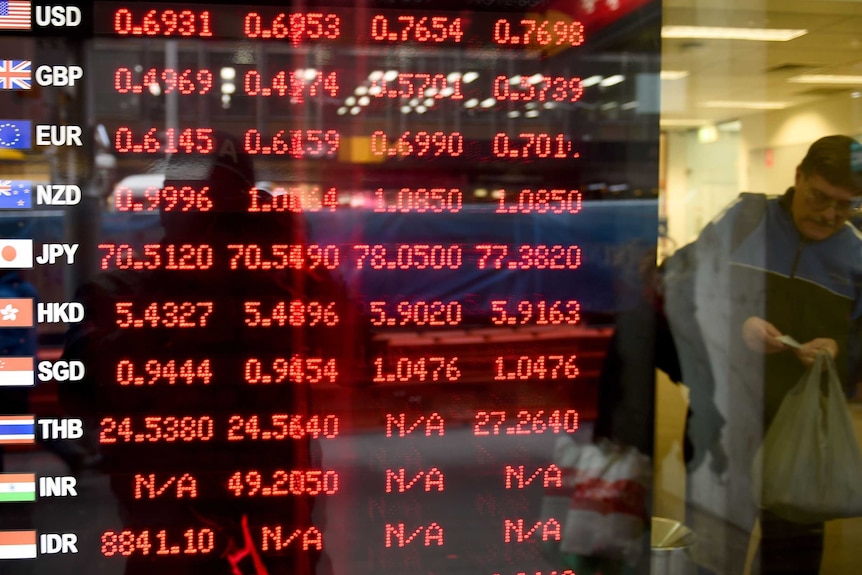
[0,60,30,90]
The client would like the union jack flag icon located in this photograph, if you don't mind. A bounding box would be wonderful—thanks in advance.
[0,60,30,90]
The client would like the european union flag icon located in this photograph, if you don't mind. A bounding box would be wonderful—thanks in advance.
[0,181,30,209]
[0,120,30,150]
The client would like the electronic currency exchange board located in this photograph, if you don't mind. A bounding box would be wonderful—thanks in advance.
[0,0,660,573]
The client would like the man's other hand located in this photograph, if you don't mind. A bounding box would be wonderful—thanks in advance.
[742,316,786,354]
[794,338,838,368]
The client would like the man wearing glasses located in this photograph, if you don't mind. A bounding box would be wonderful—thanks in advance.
[668,135,862,574]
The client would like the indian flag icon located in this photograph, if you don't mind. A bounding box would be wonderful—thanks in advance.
[0,473,34,502]
[0,530,36,559]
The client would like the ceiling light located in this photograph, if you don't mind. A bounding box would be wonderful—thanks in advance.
[400,105,411,114]
[409,98,420,106]
[384,70,398,82]
[220,67,236,80]
[788,75,862,85]
[464,98,479,108]
[358,96,371,106]
[528,73,544,85]
[303,69,318,81]
[447,72,461,83]
[480,98,496,108]
[661,70,689,80]
[582,75,603,87]
[659,118,710,127]
[416,105,427,114]
[662,25,806,42]
[424,88,438,97]
[345,96,356,106]
[462,71,479,84]
[525,110,539,118]
[621,101,638,110]
[701,100,789,109]
[424,98,435,107]
[355,86,369,96]
[337,107,348,115]
[368,70,384,81]
[507,110,521,118]
[599,75,624,87]
[369,85,382,96]
[350,106,361,115]
[509,75,522,85]
[440,87,455,97]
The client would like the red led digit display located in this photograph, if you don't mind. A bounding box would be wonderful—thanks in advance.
[369,73,463,100]
[372,356,461,383]
[114,185,213,213]
[243,129,340,157]
[354,244,462,270]
[492,133,578,159]
[227,244,340,271]
[228,469,340,496]
[116,359,214,386]
[504,464,563,489]
[244,301,340,328]
[244,357,338,385]
[369,300,462,327]
[494,189,582,214]
[114,67,214,95]
[114,8,213,37]
[494,75,583,103]
[243,12,341,42]
[243,70,339,99]
[115,301,214,329]
[490,300,581,326]
[492,18,584,47]
[473,409,579,436]
[494,355,579,381]
[369,15,464,43]
[370,131,463,158]
[101,529,215,557]
[99,416,216,444]
[373,188,463,213]
[114,127,214,154]
[248,186,338,213]
[227,414,340,441]
[475,244,582,270]
[98,243,214,271]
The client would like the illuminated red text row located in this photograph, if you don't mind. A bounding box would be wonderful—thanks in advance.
[112,69,584,105]
[130,464,565,500]
[113,128,578,159]
[99,410,578,443]
[112,9,585,49]
[113,186,582,214]
[98,243,584,271]
[109,299,580,332]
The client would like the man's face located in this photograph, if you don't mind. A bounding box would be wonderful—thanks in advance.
[791,169,857,241]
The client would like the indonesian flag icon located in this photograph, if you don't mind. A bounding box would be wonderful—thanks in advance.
[0,357,33,387]
[0,239,32,268]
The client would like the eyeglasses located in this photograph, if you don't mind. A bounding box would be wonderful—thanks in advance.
[803,182,862,214]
